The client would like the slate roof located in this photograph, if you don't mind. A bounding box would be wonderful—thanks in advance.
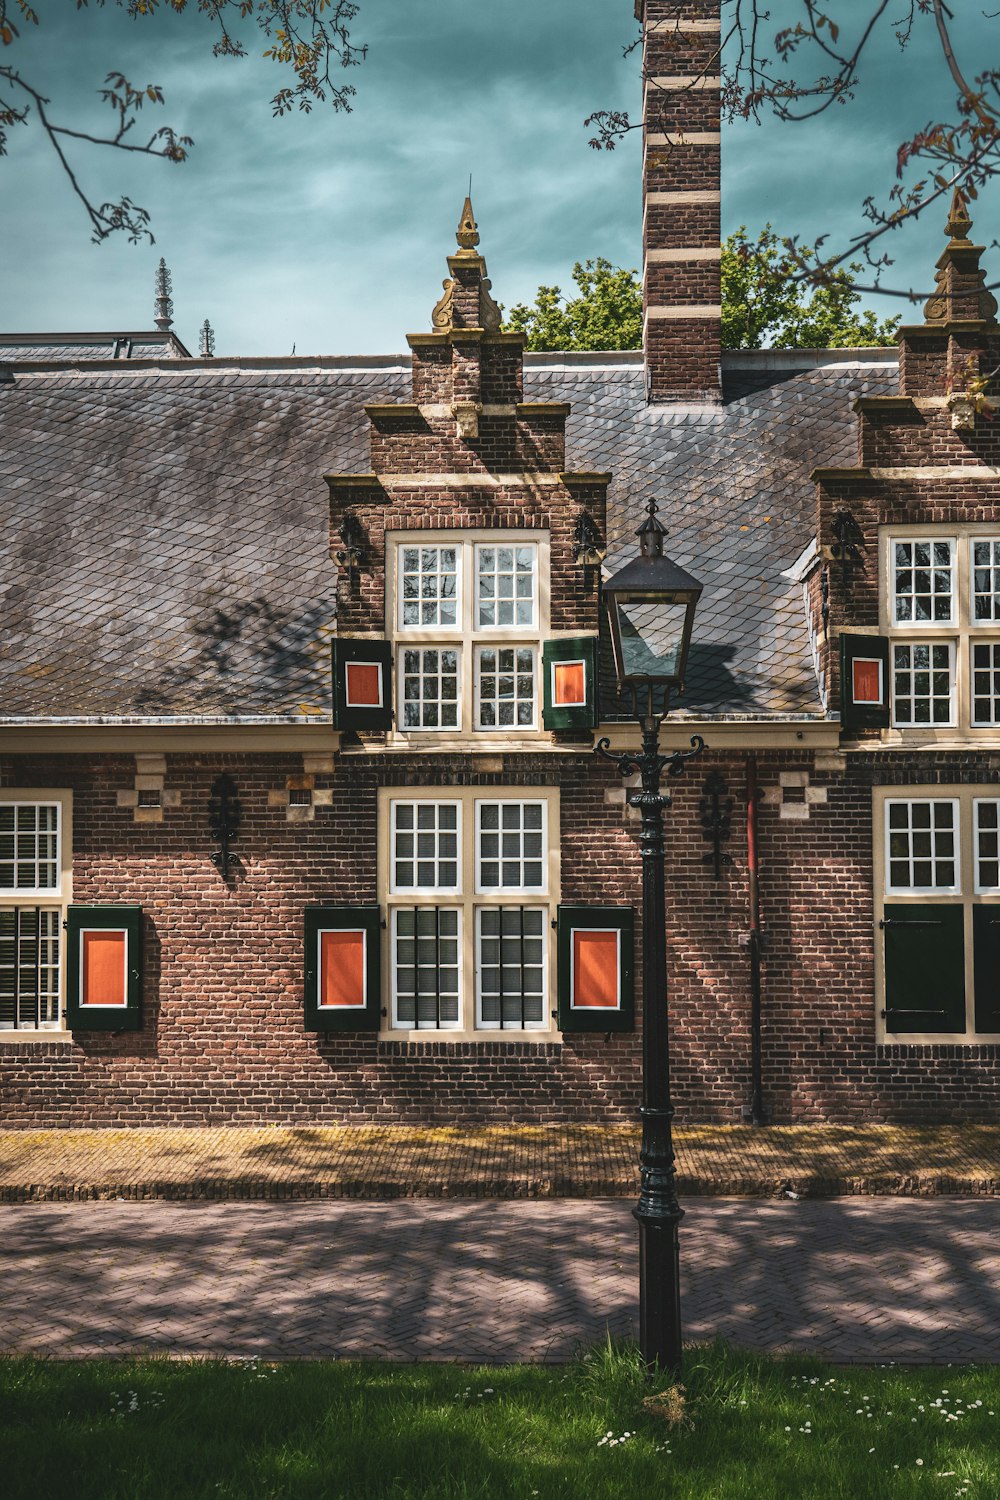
[0,331,190,362]
[0,348,896,722]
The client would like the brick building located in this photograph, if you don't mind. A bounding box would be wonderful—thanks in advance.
[2,0,1000,1126]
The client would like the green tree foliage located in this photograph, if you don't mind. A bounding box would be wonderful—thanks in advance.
[505,231,899,351]
[722,226,900,349]
[505,259,643,352]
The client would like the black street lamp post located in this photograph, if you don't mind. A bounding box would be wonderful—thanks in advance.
[597,498,705,1375]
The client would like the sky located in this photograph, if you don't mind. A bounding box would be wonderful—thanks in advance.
[2,1,999,356]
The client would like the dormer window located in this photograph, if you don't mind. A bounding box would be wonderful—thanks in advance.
[843,528,1000,737]
[388,532,548,740]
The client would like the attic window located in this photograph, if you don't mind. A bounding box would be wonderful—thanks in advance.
[288,788,313,807]
[137,790,161,808]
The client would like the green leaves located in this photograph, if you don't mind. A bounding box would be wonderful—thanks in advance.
[504,258,642,351]
[720,225,900,349]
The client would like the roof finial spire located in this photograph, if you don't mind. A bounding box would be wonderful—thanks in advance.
[455,196,479,255]
[199,318,215,358]
[945,186,973,245]
[154,258,173,332]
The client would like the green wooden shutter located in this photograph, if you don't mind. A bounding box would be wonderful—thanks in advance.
[304,905,381,1031]
[332,639,392,731]
[840,633,890,732]
[972,906,1000,1033]
[542,637,598,731]
[557,904,634,1033]
[65,905,143,1032]
[882,903,965,1033]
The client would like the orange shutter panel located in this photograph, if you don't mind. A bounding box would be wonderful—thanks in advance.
[345,661,383,708]
[82,930,128,1006]
[320,929,366,1008]
[572,928,620,1008]
[554,660,586,707]
[852,658,882,704]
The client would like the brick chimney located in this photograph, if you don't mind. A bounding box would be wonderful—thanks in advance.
[637,0,722,403]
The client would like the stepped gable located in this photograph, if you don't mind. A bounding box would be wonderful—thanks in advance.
[326,199,608,649]
[812,192,1000,716]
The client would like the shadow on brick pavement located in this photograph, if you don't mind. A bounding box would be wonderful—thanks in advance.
[2,1197,1000,1365]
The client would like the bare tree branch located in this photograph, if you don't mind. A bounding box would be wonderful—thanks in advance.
[587,1,1000,300]
[0,0,368,241]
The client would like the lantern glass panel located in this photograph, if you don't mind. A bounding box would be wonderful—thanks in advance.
[617,599,690,682]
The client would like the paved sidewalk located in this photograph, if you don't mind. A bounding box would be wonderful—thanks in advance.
[3,1197,999,1364]
[1,1124,999,1201]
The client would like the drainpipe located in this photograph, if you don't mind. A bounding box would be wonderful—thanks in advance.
[746,754,766,1124]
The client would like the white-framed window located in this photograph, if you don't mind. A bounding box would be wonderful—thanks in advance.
[475,800,546,893]
[475,543,537,629]
[891,642,954,727]
[475,647,536,730]
[397,544,459,629]
[974,799,1000,893]
[381,788,558,1035]
[874,787,1000,1041]
[387,531,549,741]
[892,538,955,625]
[971,538,1000,623]
[971,642,1000,725]
[390,800,461,893]
[882,528,1000,734]
[884,798,959,894]
[400,647,460,730]
[0,792,72,1033]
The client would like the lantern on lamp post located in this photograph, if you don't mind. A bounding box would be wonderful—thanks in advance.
[597,497,705,1375]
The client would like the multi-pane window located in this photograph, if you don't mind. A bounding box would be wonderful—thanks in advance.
[885,799,959,893]
[401,648,459,730]
[398,546,459,628]
[383,790,556,1033]
[476,648,535,729]
[884,531,1000,733]
[972,539,1000,622]
[971,642,1000,724]
[0,803,59,894]
[476,908,546,1028]
[0,798,67,1031]
[476,801,546,892]
[475,545,536,628]
[892,540,954,624]
[390,534,546,738]
[892,643,953,725]
[391,802,460,891]
[877,790,1000,1039]
[392,908,461,1028]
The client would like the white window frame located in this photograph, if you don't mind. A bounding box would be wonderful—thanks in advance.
[473,541,538,631]
[883,797,960,896]
[880,527,1000,742]
[890,536,956,628]
[386,530,550,746]
[389,799,462,895]
[0,790,73,1037]
[379,786,559,1039]
[873,785,1000,1043]
[474,905,548,1032]
[889,640,956,730]
[974,798,1000,895]
[474,799,548,895]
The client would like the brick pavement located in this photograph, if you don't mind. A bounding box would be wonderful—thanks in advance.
[2,1198,999,1364]
[2,1124,999,1202]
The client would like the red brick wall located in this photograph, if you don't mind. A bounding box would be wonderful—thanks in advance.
[2,747,999,1127]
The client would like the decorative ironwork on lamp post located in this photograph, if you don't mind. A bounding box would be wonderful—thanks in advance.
[596,497,705,1374]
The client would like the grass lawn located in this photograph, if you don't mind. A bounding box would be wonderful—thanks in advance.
[1,1340,998,1499]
